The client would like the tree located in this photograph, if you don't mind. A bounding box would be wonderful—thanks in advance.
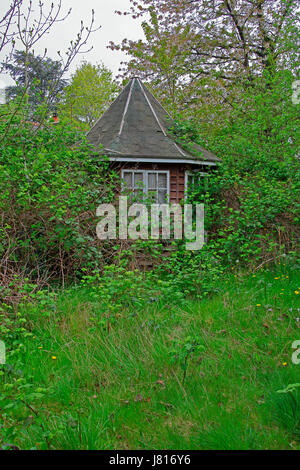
[60,62,119,128]
[3,50,68,112]
[115,0,298,80]
[0,0,100,127]
[111,0,299,118]
[0,0,22,58]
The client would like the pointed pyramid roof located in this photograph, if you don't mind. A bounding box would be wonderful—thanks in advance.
[87,77,219,164]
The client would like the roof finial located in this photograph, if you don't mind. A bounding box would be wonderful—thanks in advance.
[130,75,141,81]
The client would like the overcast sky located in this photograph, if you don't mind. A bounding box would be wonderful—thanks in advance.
[0,0,144,88]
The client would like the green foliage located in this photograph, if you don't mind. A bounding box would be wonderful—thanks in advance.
[0,0,298,453]
[169,336,205,383]
[264,372,300,440]
[0,110,118,291]
[1,265,299,449]
[81,264,188,309]
[193,419,260,450]
[114,0,299,121]
[277,384,300,394]
[59,61,119,129]
[172,70,299,267]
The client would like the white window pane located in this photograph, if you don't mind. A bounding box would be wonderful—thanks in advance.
[148,172,157,189]
[158,190,167,203]
[188,174,194,187]
[123,172,133,187]
[158,173,167,189]
[134,172,143,188]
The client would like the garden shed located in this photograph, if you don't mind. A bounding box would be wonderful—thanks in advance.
[87,77,220,203]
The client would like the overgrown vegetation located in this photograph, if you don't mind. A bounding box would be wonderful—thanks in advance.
[0,111,121,298]
[0,0,299,451]
[172,70,299,266]
[1,262,299,449]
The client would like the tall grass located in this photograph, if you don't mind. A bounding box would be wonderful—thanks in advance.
[0,266,299,449]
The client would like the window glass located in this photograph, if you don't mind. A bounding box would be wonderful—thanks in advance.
[134,172,143,188]
[158,190,167,203]
[158,173,167,189]
[148,173,156,189]
[123,171,132,187]
[122,170,169,203]
[185,172,209,199]
[190,174,195,186]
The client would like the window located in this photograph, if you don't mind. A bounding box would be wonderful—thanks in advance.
[122,170,169,203]
[185,171,209,200]
[122,170,144,199]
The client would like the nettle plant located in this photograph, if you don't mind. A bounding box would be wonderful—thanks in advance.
[169,336,205,384]
[80,264,190,333]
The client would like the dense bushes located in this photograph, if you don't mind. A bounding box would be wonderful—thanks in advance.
[172,71,299,268]
[0,71,299,297]
[0,110,118,296]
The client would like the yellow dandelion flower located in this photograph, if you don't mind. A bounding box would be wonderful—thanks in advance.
[274,277,280,280]
[295,291,299,295]
[282,362,287,366]
[51,356,57,360]
[38,346,43,349]
[256,304,261,307]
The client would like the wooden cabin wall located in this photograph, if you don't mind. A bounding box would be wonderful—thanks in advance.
[109,162,210,204]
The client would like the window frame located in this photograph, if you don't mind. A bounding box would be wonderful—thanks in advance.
[184,170,209,201]
[121,169,170,203]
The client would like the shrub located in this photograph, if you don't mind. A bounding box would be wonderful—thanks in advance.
[0,110,118,295]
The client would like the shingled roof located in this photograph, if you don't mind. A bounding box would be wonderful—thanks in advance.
[87,77,219,165]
